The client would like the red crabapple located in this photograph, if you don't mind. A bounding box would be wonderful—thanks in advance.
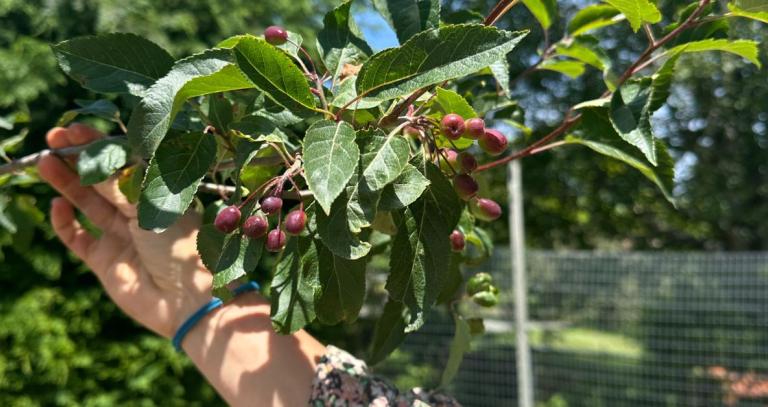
[284,209,307,236]
[479,129,508,156]
[261,196,283,215]
[214,206,241,233]
[470,197,502,221]
[243,215,269,238]
[465,118,485,139]
[458,152,478,173]
[266,229,287,252]
[450,230,465,252]
[264,26,288,45]
[453,174,479,201]
[438,149,459,173]
[441,114,466,140]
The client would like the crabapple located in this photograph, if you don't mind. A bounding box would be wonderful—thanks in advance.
[214,205,241,233]
[441,113,465,140]
[261,196,283,215]
[453,174,479,201]
[450,230,465,252]
[466,272,493,295]
[403,126,421,138]
[243,215,269,239]
[458,152,477,173]
[264,26,288,45]
[465,118,485,139]
[470,197,502,221]
[284,209,307,236]
[472,286,500,307]
[479,129,508,156]
[266,229,287,252]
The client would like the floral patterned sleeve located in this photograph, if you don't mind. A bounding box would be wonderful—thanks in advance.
[309,345,461,407]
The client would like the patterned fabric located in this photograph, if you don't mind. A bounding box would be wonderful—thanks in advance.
[309,345,461,407]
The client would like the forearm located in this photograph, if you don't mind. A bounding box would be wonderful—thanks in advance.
[182,294,326,406]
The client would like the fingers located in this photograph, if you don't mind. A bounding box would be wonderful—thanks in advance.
[93,177,138,218]
[46,123,102,149]
[38,154,130,240]
[50,197,97,264]
[45,124,137,218]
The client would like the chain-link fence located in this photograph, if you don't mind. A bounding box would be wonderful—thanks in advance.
[375,250,768,407]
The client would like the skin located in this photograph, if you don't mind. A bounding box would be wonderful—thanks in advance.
[38,124,326,406]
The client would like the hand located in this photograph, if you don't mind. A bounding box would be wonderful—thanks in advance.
[38,124,213,338]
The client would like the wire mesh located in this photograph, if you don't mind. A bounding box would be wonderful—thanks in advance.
[374,250,768,407]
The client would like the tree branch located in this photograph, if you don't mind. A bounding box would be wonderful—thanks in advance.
[475,0,712,172]
[0,136,284,176]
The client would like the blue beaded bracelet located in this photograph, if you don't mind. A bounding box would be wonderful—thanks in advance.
[232,281,261,296]
[172,297,223,351]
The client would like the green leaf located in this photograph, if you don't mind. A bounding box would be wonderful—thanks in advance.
[576,107,675,204]
[386,161,461,331]
[330,77,383,109]
[208,95,233,133]
[378,164,431,211]
[270,236,320,334]
[555,40,609,71]
[196,224,263,289]
[76,138,129,186]
[118,164,144,204]
[127,49,254,158]
[609,79,657,165]
[729,1,768,24]
[440,314,472,387]
[539,60,587,78]
[361,131,410,192]
[489,58,511,96]
[316,190,372,260]
[568,4,623,36]
[137,132,217,231]
[356,24,528,102]
[315,242,367,325]
[522,0,557,29]
[373,0,440,44]
[52,33,174,96]
[317,1,373,84]
[369,299,408,364]
[303,120,360,214]
[58,99,120,126]
[666,39,762,68]
[233,37,317,114]
[603,0,661,32]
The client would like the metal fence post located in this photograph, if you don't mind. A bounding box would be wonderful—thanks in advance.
[508,160,534,407]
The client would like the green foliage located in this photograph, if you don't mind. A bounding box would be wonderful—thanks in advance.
[356,24,528,101]
[1,0,766,400]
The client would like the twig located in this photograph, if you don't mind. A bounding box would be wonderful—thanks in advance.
[484,0,520,26]
[199,182,312,200]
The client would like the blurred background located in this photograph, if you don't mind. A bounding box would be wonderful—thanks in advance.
[0,0,766,406]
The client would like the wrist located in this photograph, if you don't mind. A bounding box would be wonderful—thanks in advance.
[180,293,272,355]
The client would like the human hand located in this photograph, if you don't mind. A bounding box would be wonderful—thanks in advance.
[38,124,213,338]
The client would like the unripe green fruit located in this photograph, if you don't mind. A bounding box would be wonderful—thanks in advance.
[465,118,486,139]
[243,215,268,238]
[284,209,307,236]
[466,272,493,296]
[470,197,502,221]
[453,174,479,201]
[441,113,465,140]
[264,26,288,45]
[472,286,500,307]
[214,206,241,233]
[479,129,508,156]
[266,229,287,252]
